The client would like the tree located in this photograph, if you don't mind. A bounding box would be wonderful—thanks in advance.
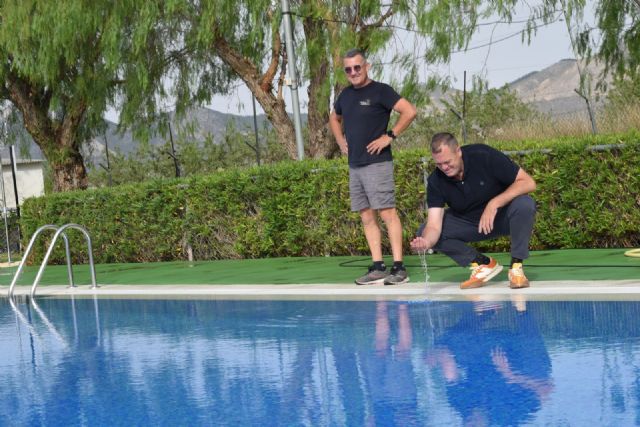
[87,120,286,187]
[402,81,540,147]
[183,0,494,160]
[0,1,201,191]
[6,0,634,191]
[575,0,640,79]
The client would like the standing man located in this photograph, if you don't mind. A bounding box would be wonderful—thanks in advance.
[410,132,537,289]
[329,48,417,285]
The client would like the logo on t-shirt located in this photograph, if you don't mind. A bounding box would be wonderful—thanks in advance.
[359,99,371,106]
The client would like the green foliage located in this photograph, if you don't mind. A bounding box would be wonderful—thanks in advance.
[0,0,172,124]
[0,0,209,190]
[604,76,640,111]
[22,131,640,264]
[87,121,288,187]
[20,179,187,264]
[577,0,640,78]
[401,82,540,149]
[2,0,638,190]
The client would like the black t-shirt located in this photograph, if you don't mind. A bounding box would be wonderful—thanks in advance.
[426,144,520,221]
[334,81,401,167]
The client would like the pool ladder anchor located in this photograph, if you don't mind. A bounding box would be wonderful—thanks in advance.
[8,224,98,299]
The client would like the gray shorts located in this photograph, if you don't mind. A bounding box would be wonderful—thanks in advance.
[349,161,396,212]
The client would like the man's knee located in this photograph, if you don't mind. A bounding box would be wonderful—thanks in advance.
[510,195,536,218]
[360,208,378,226]
[378,207,399,224]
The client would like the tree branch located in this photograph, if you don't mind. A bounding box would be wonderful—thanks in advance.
[278,45,287,100]
[58,100,87,148]
[4,70,54,144]
[259,24,282,93]
[211,33,297,159]
[212,36,263,94]
[361,4,395,32]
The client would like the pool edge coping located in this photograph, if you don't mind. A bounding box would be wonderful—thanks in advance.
[3,279,640,301]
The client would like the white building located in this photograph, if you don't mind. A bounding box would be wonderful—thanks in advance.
[0,157,45,210]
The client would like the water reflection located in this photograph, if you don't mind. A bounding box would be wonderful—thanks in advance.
[362,302,418,426]
[1,297,640,425]
[428,296,553,426]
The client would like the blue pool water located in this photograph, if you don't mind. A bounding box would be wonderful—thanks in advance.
[2,297,640,426]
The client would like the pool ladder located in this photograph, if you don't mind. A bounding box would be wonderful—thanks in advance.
[8,224,98,299]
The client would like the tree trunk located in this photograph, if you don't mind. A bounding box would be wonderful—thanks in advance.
[6,72,88,191]
[303,15,340,159]
[48,147,88,192]
[212,36,299,160]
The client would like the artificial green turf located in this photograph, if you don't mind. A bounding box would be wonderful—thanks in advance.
[1,248,639,288]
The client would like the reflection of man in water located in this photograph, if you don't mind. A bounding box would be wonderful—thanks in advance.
[428,296,553,426]
[362,301,418,426]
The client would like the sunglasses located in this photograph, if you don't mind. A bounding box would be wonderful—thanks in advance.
[344,64,363,75]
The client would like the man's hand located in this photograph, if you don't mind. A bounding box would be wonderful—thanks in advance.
[478,200,498,234]
[337,138,348,155]
[366,135,393,155]
[410,236,431,252]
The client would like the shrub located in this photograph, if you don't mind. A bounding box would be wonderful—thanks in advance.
[21,131,640,263]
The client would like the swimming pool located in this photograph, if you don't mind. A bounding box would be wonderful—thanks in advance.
[2,297,640,426]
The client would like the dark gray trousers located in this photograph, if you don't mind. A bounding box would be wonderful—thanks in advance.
[423,195,536,267]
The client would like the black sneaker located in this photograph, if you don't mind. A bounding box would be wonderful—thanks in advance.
[355,264,389,285]
[384,266,409,285]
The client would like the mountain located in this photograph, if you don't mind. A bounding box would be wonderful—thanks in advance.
[81,107,274,165]
[508,58,609,115]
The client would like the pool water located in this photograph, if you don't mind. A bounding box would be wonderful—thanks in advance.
[2,297,640,426]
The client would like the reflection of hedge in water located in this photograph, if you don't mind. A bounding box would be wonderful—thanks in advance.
[23,299,640,345]
[425,301,640,339]
[21,131,640,263]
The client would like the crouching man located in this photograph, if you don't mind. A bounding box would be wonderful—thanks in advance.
[410,132,537,289]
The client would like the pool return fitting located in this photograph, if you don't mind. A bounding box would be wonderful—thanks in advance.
[8,224,97,299]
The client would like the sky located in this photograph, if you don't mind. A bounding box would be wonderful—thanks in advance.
[205,2,596,117]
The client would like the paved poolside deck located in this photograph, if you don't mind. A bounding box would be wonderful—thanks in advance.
[2,249,639,301]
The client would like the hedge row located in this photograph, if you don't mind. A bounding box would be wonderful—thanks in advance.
[21,132,640,264]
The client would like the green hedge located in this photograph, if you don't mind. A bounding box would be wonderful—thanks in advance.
[21,131,640,264]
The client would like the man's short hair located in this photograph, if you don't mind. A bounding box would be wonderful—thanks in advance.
[431,132,459,153]
[344,48,366,61]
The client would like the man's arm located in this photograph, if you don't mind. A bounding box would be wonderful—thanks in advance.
[329,111,348,155]
[478,168,537,234]
[390,98,418,136]
[410,207,444,251]
[366,98,417,154]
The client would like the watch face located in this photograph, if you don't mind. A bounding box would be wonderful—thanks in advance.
[387,130,396,139]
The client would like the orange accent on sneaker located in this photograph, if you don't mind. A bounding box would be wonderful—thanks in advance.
[508,263,530,289]
[460,257,503,289]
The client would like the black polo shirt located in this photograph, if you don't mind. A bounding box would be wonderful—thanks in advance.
[426,144,520,222]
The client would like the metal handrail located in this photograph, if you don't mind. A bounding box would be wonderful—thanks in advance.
[31,223,97,298]
[8,224,74,298]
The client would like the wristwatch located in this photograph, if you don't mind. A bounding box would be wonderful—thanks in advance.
[386,130,397,139]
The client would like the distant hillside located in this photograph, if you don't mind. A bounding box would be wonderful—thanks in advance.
[82,107,274,165]
[2,107,274,164]
[508,58,609,115]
